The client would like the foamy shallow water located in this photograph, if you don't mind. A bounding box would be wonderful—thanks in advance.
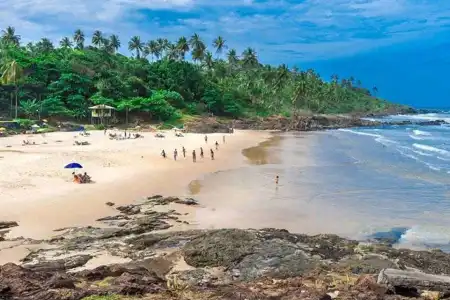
[191,114,450,251]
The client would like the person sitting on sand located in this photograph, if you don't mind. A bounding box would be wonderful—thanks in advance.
[174,149,178,161]
[200,147,204,159]
[215,141,219,150]
[192,150,197,162]
[210,149,215,160]
[161,150,166,158]
[73,173,81,184]
[182,146,186,158]
[83,172,91,183]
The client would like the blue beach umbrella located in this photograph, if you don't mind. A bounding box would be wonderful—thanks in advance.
[64,162,83,169]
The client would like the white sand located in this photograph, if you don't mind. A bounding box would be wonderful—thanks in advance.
[0,129,270,240]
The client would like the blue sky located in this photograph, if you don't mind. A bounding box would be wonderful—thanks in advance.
[1,0,449,107]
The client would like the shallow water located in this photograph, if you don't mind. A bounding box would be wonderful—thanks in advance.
[190,114,450,251]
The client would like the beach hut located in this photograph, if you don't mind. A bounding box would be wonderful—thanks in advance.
[88,104,116,125]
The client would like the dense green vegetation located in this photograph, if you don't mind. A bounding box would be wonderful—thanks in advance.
[0,26,402,124]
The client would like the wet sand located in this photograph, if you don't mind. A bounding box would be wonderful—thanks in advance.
[0,129,270,242]
[190,132,325,232]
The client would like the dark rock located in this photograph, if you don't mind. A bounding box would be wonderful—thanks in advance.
[48,274,76,289]
[0,221,18,230]
[183,229,259,268]
[23,254,92,272]
[236,238,314,280]
[116,205,141,215]
[105,202,115,206]
[175,198,198,205]
[96,214,129,222]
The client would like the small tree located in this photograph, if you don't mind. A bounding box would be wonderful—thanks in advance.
[19,99,39,119]
[117,99,137,126]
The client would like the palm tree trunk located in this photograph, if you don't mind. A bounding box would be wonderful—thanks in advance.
[14,84,18,119]
[10,92,13,118]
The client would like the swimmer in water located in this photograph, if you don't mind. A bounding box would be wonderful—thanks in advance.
[275,175,279,184]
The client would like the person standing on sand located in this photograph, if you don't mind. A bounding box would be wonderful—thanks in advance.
[174,149,178,161]
[161,150,166,158]
[210,149,215,160]
[204,135,208,143]
[192,150,197,162]
[104,128,107,135]
[223,135,225,143]
[200,147,204,159]
[182,146,186,158]
[215,141,219,150]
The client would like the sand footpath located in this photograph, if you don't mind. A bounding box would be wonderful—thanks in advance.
[0,129,270,241]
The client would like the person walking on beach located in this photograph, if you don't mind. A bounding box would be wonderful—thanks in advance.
[223,135,225,143]
[204,135,208,143]
[174,149,178,161]
[192,150,197,162]
[210,149,215,160]
[161,149,166,158]
[215,141,219,150]
[182,146,186,158]
[200,147,204,159]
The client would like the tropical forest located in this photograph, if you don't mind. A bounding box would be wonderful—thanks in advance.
[0,26,402,126]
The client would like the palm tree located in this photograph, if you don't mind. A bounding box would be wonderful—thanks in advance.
[189,33,206,63]
[36,38,54,53]
[1,26,20,46]
[0,59,25,118]
[203,51,214,70]
[226,49,238,65]
[59,37,72,48]
[242,47,258,68]
[176,36,189,60]
[166,43,179,61]
[92,30,103,48]
[147,40,159,61]
[372,86,378,96]
[128,36,144,59]
[73,29,85,49]
[109,34,120,53]
[212,36,226,57]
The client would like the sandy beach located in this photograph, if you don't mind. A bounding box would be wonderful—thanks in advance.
[0,129,270,242]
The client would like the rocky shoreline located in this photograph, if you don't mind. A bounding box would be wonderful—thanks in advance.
[2,196,450,299]
[184,115,447,133]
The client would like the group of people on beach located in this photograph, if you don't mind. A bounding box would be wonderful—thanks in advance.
[72,172,92,184]
[161,135,225,162]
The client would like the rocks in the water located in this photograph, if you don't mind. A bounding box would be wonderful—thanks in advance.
[0,221,18,230]
[105,201,115,206]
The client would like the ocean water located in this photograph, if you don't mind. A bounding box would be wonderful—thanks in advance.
[192,113,450,251]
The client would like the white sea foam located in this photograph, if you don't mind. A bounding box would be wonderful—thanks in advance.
[338,128,382,138]
[412,129,431,136]
[413,143,450,156]
[397,225,450,249]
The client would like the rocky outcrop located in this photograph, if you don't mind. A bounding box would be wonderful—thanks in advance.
[3,196,450,299]
[184,114,448,134]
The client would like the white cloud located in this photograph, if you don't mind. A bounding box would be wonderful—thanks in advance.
[0,0,449,62]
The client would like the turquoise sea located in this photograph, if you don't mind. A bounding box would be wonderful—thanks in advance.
[192,113,450,251]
